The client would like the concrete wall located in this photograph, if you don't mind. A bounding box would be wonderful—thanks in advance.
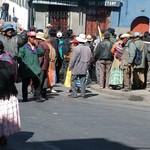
[69,7,86,35]
[34,11,46,30]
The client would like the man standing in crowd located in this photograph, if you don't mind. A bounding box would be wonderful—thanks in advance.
[94,31,113,89]
[0,24,18,59]
[133,32,147,89]
[120,33,136,92]
[18,31,44,102]
[68,33,92,98]
[143,31,150,88]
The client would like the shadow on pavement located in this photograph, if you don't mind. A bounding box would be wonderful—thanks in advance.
[1,135,142,150]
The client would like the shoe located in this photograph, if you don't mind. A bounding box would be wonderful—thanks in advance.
[22,99,28,102]
[50,89,57,93]
[42,95,49,100]
[0,136,7,145]
[35,97,45,102]
[68,94,78,98]
[122,88,131,92]
[77,89,81,93]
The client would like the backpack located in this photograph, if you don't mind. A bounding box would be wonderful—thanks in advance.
[134,44,144,66]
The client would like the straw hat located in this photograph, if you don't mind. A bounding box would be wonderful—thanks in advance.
[120,33,130,38]
[76,33,87,43]
[86,34,93,42]
[46,23,52,28]
[36,32,45,40]
[43,33,50,42]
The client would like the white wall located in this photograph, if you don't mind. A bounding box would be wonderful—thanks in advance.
[1,0,28,30]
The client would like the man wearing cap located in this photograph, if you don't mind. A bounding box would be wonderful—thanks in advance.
[0,24,18,59]
[18,31,44,102]
[120,33,136,92]
[68,33,92,98]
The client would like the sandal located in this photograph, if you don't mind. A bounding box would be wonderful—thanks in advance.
[0,136,7,145]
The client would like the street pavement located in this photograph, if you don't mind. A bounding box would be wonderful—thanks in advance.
[1,83,150,150]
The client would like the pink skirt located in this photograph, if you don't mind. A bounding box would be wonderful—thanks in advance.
[0,96,21,137]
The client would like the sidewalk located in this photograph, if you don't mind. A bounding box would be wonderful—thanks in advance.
[90,84,150,103]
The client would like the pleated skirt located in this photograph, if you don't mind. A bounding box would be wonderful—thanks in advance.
[0,96,21,137]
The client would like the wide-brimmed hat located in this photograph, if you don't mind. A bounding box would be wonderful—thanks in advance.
[43,33,50,42]
[86,34,93,41]
[36,32,45,40]
[76,33,87,43]
[3,24,15,32]
[27,31,36,37]
[120,33,130,39]
[46,23,52,28]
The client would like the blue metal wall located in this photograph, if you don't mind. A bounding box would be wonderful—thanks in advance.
[110,0,150,28]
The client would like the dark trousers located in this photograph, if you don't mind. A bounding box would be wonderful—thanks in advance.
[22,76,40,100]
[71,75,86,97]
[39,70,48,97]
[99,60,112,88]
[123,66,132,89]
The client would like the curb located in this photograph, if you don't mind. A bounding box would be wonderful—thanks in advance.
[90,85,145,101]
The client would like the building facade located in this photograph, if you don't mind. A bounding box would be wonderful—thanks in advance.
[0,0,29,30]
[0,0,150,34]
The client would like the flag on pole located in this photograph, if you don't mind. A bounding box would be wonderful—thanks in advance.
[98,26,103,41]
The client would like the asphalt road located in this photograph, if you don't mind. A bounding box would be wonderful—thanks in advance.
[1,83,150,150]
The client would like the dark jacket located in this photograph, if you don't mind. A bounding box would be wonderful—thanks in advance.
[94,39,113,61]
[0,60,18,99]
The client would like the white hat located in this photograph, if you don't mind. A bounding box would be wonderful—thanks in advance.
[120,33,130,38]
[36,32,45,40]
[86,34,93,41]
[76,33,87,43]
[57,31,62,38]
[134,32,140,37]
[46,23,52,28]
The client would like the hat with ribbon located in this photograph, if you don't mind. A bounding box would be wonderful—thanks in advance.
[76,33,87,43]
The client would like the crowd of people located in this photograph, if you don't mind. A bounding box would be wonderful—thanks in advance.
[0,20,150,144]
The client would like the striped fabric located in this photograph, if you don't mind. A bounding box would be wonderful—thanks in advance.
[0,52,14,64]
[0,96,21,137]
[114,44,123,59]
